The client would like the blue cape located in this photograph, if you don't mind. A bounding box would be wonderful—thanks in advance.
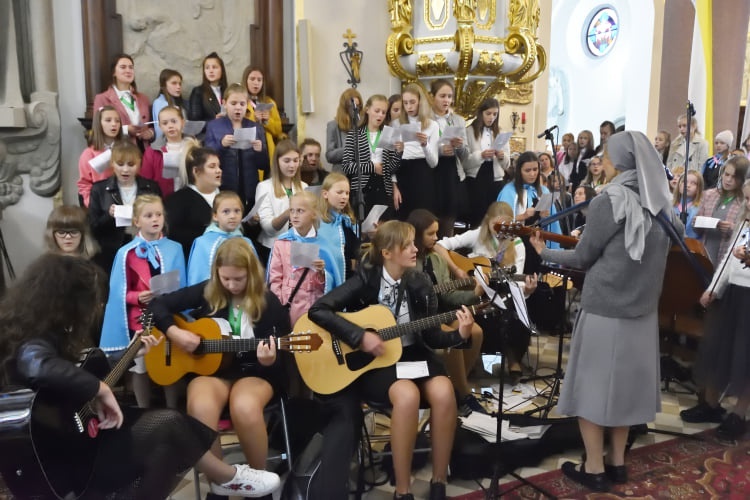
[317,211,352,281]
[497,183,562,249]
[187,224,258,285]
[267,227,344,293]
[100,235,186,351]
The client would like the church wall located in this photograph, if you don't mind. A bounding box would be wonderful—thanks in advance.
[546,0,655,139]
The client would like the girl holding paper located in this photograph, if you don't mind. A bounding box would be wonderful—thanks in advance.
[392,83,439,219]
[141,106,196,197]
[693,155,748,264]
[88,141,161,274]
[342,94,399,219]
[187,191,258,286]
[308,221,475,500]
[243,66,284,160]
[93,53,154,146]
[152,68,187,139]
[267,191,342,325]
[464,97,510,226]
[205,84,270,211]
[100,194,186,408]
[317,172,360,280]
[430,79,469,237]
[77,105,123,207]
[255,139,308,264]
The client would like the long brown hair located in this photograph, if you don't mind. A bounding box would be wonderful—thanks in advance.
[270,139,303,198]
[156,68,184,109]
[45,206,99,259]
[471,98,500,140]
[204,238,267,322]
[399,83,432,130]
[200,52,228,103]
[109,53,137,92]
[335,88,363,131]
[318,172,355,223]
[365,220,414,268]
[407,209,439,256]
[0,255,105,385]
[89,105,122,150]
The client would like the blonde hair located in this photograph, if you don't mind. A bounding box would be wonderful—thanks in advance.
[111,141,142,167]
[204,238,266,322]
[366,220,414,267]
[133,194,163,220]
[478,202,516,267]
[290,191,321,230]
[45,206,99,259]
[319,172,355,223]
[672,170,704,207]
[223,83,247,103]
[677,113,701,138]
[213,191,243,213]
[399,83,433,130]
[360,94,389,129]
[270,139,303,198]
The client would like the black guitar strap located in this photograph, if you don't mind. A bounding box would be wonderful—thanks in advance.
[285,268,311,308]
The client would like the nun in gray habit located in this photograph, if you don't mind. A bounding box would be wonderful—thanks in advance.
[530,130,683,492]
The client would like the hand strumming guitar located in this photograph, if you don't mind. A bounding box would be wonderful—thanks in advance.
[166,325,201,353]
[361,329,385,357]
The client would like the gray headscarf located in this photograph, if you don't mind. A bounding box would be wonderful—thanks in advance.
[602,131,672,261]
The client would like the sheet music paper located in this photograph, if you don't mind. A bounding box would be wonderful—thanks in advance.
[162,151,181,179]
[361,204,388,233]
[399,123,421,143]
[88,149,112,174]
[183,120,205,137]
[291,241,319,269]
[150,269,181,296]
[694,216,720,229]
[114,205,133,227]
[242,193,268,223]
[476,265,506,310]
[231,127,257,150]
[254,102,274,113]
[378,125,399,149]
[493,131,514,151]
[442,125,465,140]
[535,193,553,213]
[508,280,531,330]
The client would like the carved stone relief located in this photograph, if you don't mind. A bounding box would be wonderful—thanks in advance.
[115,0,255,100]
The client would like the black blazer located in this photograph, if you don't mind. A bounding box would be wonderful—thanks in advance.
[308,264,464,350]
[88,176,161,272]
[569,148,596,191]
[165,187,214,261]
[188,86,222,123]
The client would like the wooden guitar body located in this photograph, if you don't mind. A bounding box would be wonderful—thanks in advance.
[293,305,401,395]
[145,316,225,386]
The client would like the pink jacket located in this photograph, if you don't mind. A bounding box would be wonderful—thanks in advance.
[77,146,113,207]
[268,239,326,326]
[93,86,152,143]
[125,248,152,331]
[141,146,175,198]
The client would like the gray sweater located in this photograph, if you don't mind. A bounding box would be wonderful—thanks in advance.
[541,194,682,318]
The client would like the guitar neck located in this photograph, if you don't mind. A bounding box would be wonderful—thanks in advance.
[197,338,263,354]
[103,338,144,388]
[433,277,474,295]
[378,309,463,342]
[533,229,579,247]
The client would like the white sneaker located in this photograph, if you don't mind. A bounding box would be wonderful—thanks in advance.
[209,463,281,498]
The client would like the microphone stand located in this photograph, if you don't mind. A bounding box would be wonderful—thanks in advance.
[680,101,695,224]
[541,128,569,233]
[350,100,366,241]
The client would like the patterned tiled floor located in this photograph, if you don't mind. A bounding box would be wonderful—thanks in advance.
[169,331,716,500]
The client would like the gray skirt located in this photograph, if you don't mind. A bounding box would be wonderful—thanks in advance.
[557,309,661,427]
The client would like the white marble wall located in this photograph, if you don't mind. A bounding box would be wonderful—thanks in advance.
[116,0,256,99]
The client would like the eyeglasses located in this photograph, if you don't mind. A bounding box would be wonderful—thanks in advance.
[55,229,81,237]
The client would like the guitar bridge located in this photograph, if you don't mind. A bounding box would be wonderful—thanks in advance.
[331,338,344,365]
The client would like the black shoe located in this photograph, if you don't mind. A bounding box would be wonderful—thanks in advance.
[604,463,628,484]
[680,402,726,423]
[716,412,747,441]
[394,493,415,500]
[429,481,447,500]
[461,394,489,415]
[561,461,611,492]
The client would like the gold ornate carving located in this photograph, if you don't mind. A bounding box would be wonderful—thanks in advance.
[453,0,477,23]
[389,0,412,29]
[509,136,527,154]
[476,0,496,30]
[499,83,533,105]
[471,50,504,75]
[414,35,455,44]
[425,0,449,30]
[416,53,452,77]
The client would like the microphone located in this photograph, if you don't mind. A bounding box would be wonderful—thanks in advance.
[537,125,558,139]
[686,100,696,117]
[350,98,360,122]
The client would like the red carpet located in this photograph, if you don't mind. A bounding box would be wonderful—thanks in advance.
[451,429,750,499]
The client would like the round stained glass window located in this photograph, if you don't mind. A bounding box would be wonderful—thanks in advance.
[585,7,619,57]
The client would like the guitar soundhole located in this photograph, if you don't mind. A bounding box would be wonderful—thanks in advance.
[87,418,99,438]
[345,350,375,371]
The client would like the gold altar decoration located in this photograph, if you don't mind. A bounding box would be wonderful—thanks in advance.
[386,0,546,117]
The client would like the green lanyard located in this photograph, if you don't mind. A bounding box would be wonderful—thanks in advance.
[120,94,135,112]
[368,130,381,153]
[228,306,242,337]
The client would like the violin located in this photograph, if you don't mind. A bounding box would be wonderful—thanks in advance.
[493,221,579,249]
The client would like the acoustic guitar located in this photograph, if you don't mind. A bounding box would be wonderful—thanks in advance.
[144,315,323,386]
[0,314,155,499]
[447,250,527,282]
[494,221,580,248]
[293,303,488,395]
